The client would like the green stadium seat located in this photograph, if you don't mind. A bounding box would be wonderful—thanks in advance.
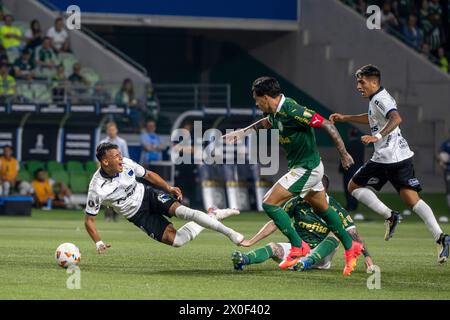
[50,170,69,186]
[66,160,85,173]
[31,83,52,104]
[47,161,64,174]
[17,169,31,182]
[81,68,100,85]
[69,172,89,193]
[85,161,98,176]
[26,160,45,176]
[59,53,78,77]
[16,83,34,102]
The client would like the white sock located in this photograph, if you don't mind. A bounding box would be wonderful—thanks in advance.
[3,181,10,195]
[413,200,443,241]
[172,222,204,247]
[352,188,392,219]
[174,205,239,240]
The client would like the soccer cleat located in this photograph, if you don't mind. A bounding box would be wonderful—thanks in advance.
[437,234,450,264]
[208,207,240,221]
[293,257,313,272]
[231,251,249,270]
[279,243,311,270]
[384,211,401,241]
[343,241,364,276]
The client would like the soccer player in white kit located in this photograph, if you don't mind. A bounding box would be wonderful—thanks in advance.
[330,65,450,263]
[84,142,243,253]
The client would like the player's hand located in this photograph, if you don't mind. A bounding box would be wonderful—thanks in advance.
[365,256,375,273]
[329,113,345,124]
[340,152,354,170]
[96,241,111,254]
[361,135,379,145]
[239,240,254,247]
[222,129,246,144]
[169,186,183,201]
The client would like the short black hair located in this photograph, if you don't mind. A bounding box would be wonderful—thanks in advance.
[3,145,12,150]
[34,168,45,178]
[252,77,281,98]
[96,142,118,161]
[355,65,381,83]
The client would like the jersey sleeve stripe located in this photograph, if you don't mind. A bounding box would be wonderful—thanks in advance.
[385,108,398,119]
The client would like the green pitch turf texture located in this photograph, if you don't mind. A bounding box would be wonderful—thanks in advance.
[1,192,449,300]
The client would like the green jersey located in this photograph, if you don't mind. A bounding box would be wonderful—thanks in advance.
[283,195,355,248]
[267,96,321,170]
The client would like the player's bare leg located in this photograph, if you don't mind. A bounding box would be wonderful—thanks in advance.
[399,188,449,263]
[304,190,363,276]
[167,202,243,245]
[349,180,401,240]
[262,183,309,269]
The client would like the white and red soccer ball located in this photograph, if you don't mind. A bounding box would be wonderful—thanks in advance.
[55,243,81,268]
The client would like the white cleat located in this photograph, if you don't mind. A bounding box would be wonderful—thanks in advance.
[209,207,240,220]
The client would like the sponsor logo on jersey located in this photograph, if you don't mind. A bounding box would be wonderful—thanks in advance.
[367,177,380,185]
[279,136,291,144]
[158,193,170,203]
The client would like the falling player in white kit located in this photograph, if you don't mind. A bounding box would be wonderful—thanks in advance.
[330,65,450,263]
[84,142,243,253]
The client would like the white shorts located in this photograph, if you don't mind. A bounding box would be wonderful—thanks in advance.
[277,242,337,270]
[277,161,325,198]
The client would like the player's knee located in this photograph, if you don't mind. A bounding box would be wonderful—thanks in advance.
[269,242,284,260]
[348,180,358,194]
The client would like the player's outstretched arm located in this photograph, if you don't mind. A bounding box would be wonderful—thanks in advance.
[222,117,271,144]
[329,113,369,124]
[361,110,402,145]
[320,119,355,170]
[347,228,374,271]
[240,220,278,247]
[144,170,183,201]
[84,215,111,253]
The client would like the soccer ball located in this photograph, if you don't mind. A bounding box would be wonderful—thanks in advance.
[55,243,81,268]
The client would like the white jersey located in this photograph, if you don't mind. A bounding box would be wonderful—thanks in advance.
[85,157,146,219]
[368,87,414,164]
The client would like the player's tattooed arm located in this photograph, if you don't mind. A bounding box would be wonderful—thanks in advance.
[348,228,370,257]
[239,220,278,247]
[361,110,402,145]
[320,119,355,170]
[222,117,271,144]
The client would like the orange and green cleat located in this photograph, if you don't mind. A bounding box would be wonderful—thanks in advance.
[343,241,364,276]
[279,242,311,270]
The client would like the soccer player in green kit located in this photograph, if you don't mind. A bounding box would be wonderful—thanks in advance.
[223,77,363,276]
[231,176,374,273]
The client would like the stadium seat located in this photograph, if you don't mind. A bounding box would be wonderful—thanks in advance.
[81,68,101,85]
[59,53,78,78]
[69,172,89,193]
[25,160,45,176]
[50,170,69,186]
[16,83,34,102]
[47,161,64,174]
[85,161,98,176]
[66,160,85,173]
[17,170,31,182]
[31,83,52,104]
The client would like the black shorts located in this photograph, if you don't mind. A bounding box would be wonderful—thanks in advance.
[128,184,177,242]
[352,157,422,192]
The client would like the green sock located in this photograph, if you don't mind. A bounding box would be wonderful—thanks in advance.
[262,203,302,247]
[245,244,274,264]
[318,206,353,250]
[307,236,339,265]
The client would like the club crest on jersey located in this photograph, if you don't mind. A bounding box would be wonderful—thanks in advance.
[128,169,134,176]
[158,193,170,203]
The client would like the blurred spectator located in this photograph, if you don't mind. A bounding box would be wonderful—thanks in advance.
[437,133,450,215]
[31,168,75,209]
[46,17,70,53]
[100,121,129,158]
[145,82,160,121]
[52,64,67,102]
[0,62,15,102]
[0,15,23,55]
[140,119,164,165]
[13,49,36,80]
[393,0,416,25]
[24,19,43,50]
[0,45,8,64]
[339,128,365,212]
[380,1,399,31]
[115,78,140,128]
[34,37,58,77]
[92,83,111,104]
[437,47,449,73]
[402,15,423,50]
[0,145,19,196]
[68,62,89,86]
[421,42,432,58]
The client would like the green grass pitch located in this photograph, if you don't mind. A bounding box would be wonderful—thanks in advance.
[0,192,449,300]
